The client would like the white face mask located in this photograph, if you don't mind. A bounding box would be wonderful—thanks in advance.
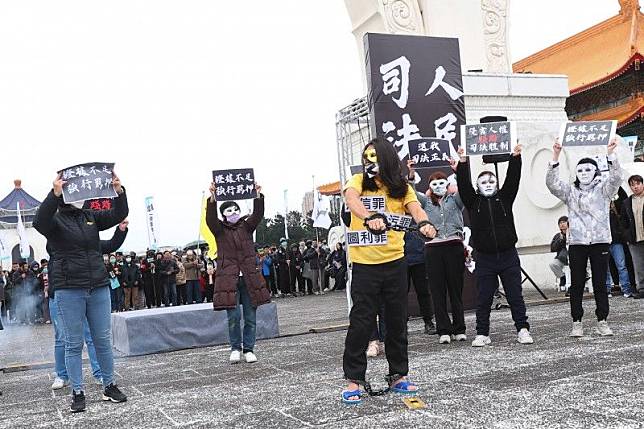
[477,174,498,197]
[576,163,597,185]
[70,201,84,209]
[429,179,448,196]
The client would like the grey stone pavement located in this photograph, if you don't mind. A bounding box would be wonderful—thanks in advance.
[0,289,642,428]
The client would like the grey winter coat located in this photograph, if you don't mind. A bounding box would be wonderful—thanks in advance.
[546,155,624,246]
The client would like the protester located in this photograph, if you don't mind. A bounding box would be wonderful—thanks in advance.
[203,260,216,303]
[288,244,304,295]
[206,181,270,364]
[605,188,632,297]
[175,256,187,305]
[11,262,36,325]
[183,250,203,304]
[152,252,164,306]
[410,162,465,343]
[139,251,156,309]
[122,252,141,310]
[456,144,534,347]
[549,216,569,290]
[329,243,347,290]
[621,174,644,299]
[158,251,179,306]
[341,137,436,404]
[260,248,279,297]
[50,220,129,391]
[275,239,292,296]
[546,138,623,337]
[302,240,321,295]
[33,171,128,412]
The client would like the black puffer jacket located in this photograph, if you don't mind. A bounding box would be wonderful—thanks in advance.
[33,189,129,290]
[457,155,521,254]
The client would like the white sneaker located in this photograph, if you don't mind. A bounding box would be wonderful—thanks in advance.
[607,293,613,298]
[51,377,69,390]
[439,335,451,344]
[597,320,614,336]
[517,328,534,344]
[570,321,583,337]
[453,334,467,342]
[229,350,241,364]
[366,340,379,357]
[471,335,491,347]
[244,352,258,363]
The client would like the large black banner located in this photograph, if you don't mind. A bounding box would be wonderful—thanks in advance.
[364,33,465,192]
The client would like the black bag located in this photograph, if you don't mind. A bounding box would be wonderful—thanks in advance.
[556,248,568,265]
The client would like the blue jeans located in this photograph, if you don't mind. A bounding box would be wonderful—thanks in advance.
[226,277,257,352]
[49,298,101,380]
[605,243,632,294]
[55,286,114,392]
[167,281,177,306]
[186,280,201,304]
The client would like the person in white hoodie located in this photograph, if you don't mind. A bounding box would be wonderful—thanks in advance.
[546,138,624,337]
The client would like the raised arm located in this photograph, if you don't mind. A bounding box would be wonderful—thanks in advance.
[206,182,224,235]
[498,145,522,202]
[545,140,571,204]
[245,184,265,233]
[94,175,129,230]
[456,158,477,208]
[33,175,66,237]
[100,220,129,254]
[602,139,625,200]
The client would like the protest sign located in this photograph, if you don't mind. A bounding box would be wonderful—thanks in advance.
[212,168,257,201]
[408,138,451,168]
[461,121,517,156]
[60,162,117,204]
[559,120,616,147]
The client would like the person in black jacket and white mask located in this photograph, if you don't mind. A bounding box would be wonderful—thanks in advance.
[456,145,534,347]
[33,172,128,413]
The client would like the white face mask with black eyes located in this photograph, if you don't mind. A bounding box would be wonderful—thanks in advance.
[476,174,498,197]
[576,163,597,186]
[429,179,448,196]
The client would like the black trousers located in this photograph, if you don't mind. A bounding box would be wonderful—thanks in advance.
[153,276,164,307]
[143,278,156,309]
[290,268,304,293]
[277,266,291,294]
[569,244,610,322]
[177,284,188,305]
[426,244,465,335]
[407,263,434,324]
[343,258,409,382]
[475,248,529,336]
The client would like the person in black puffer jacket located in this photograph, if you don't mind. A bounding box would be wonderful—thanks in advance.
[33,172,128,413]
[456,145,533,347]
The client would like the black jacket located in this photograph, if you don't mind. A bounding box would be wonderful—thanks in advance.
[302,247,320,270]
[33,189,129,290]
[456,156,521,254]
[121,261,141,288]
[48,227,128,299]
[620,193,644,244]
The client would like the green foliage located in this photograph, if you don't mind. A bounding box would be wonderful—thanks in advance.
[255,211,318,246]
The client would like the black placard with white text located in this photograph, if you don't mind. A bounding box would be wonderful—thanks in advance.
[60,162,117,204]
[212,168,257,201]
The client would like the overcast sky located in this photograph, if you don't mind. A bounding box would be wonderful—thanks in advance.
[0,0,620,250]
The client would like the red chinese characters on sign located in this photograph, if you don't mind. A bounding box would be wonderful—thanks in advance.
[86,198,113,211]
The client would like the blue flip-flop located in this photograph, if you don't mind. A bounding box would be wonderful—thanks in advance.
[390,379,419,395]
[341,389,363,404]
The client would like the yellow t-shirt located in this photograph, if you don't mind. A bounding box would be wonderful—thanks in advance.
[343,174,418,265]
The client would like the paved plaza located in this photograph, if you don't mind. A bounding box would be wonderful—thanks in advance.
[0,291,642,428]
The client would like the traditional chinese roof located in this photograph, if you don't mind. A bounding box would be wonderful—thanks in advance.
[513,0,643,95]
[0,180,42,228]
[576,93,644,127]
[317,182,342,196]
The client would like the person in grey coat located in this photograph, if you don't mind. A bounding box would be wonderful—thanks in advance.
[546,138,624,338]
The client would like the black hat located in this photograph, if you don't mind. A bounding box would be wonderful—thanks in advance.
[219,201,240,216]
[557,216,568,224]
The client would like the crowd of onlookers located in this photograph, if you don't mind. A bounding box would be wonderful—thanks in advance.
[0,238,349,323]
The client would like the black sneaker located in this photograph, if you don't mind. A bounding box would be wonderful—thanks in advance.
[424,320,437,335]
[102,384,127,403]
[70,391,86,413]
